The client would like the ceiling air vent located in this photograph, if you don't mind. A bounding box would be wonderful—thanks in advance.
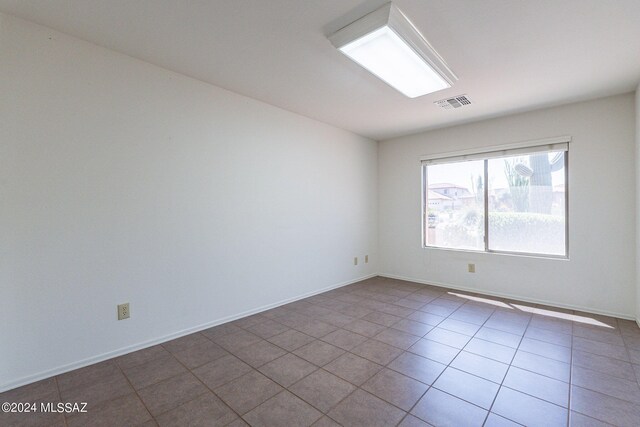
[435,95,471,110]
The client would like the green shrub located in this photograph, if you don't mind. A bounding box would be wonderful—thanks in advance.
[440,209,483,248]
[489,212,564,254]
[438,211,564,254]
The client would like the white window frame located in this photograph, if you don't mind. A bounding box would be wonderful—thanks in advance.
[421,136,570,258]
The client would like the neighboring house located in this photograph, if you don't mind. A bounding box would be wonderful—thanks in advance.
[429,183,474,198]
[429,183,474,210]
[427,190,453,211]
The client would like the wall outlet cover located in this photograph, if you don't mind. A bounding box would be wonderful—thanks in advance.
[118,303,130,320]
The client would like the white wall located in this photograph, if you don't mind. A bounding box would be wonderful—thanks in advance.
[636,84,640,324]
[0,14,378,391]
[379,94,636,319]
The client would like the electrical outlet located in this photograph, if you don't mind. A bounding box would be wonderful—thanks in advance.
[118,303,130,320]
[354,257,358,266]
[365,255,369,263]
[468,263,475,273]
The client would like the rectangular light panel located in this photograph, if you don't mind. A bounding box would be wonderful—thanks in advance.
[329,3,457,99]
[340,26,450,98]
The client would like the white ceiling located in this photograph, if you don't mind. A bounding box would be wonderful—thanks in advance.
[2,0,640,140]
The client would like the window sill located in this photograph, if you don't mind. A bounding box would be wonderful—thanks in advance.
[423,245,569,261]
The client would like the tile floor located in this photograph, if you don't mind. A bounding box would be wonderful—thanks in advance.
[3,276,640,426]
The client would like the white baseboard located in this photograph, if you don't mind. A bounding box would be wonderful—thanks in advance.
[379,273,637,321]
[4,271,637,393]
[0,273,377,393]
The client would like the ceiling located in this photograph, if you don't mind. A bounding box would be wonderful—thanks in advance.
[1,0,640,140]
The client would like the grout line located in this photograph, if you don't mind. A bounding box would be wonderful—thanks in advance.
[378,273,635,321]
[411,297,499,425]
[22,276,640,427]
[52,375,69,427]
[359,284,497,424]
[481,307,533,426]
[567,321,574,426]
[146,282,640,426]
[223,282,442,421]
[380,280,516,421]
[153,349,246,425]
[57,362,153,425]
[163,294,403,422]
[113,356,156,425]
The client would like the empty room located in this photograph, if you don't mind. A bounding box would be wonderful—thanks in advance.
[2,1,640,426]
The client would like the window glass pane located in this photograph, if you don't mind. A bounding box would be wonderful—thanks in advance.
[425,160,485,250]
[487,151,566,255]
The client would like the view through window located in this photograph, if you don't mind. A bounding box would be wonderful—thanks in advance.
[424,144,567,257]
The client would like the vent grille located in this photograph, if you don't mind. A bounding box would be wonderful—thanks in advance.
[435,95,471,110]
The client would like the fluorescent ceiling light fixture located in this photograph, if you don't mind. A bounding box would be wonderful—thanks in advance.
[329,3,457,98]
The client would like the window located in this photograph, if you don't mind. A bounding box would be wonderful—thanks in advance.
[422,140,568,257]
